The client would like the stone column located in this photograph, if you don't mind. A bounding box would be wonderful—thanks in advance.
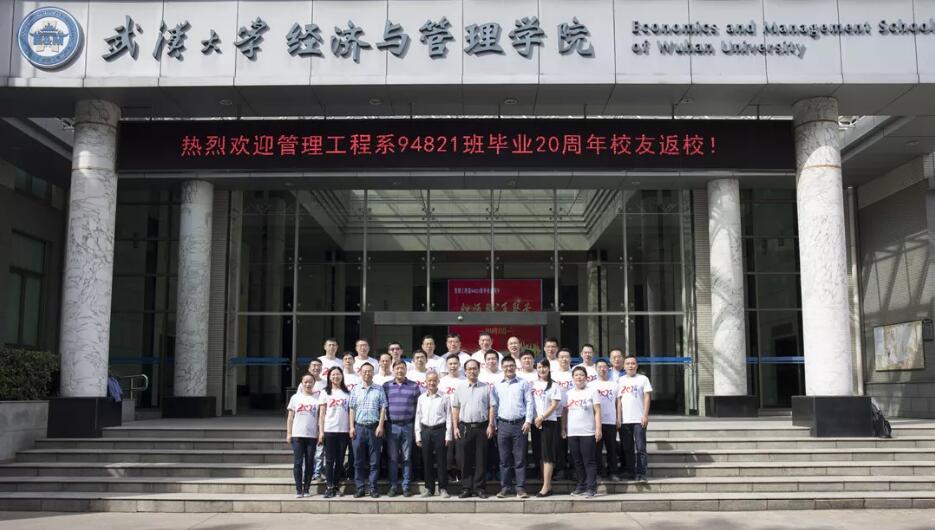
[793,97,854,397]
[49,100,122,437]
[59,100,120,398]
[791,97,871,436]
[174,180,213,397]
[705,179,755,416]
[164,180,216,418]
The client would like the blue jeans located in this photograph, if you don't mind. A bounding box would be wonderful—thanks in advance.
[496,420,527,490]
[291,437,316,494]
[621,423,648,475]
[352,424,382,490]
[386,422,414,489]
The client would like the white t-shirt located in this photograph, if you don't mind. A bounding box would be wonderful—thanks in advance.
[353,357,378,374]
[574,363,598,383]
[471,349,503,364]
[373,372,394,386]
[425,356,447,375]
[343,371,362,393]
[438,374,465,400]
[590,379,619,425]
[478,368,502,388]
[457,352,474,366]
[565,387,599,437]
[407,369,429,393]
[318,356,342,378]
[287,392,320,438]
[552,370,574,394]
[532,380,563,421]
[516,370,538,384]
[617,373,653,424]
[320,389,350,433]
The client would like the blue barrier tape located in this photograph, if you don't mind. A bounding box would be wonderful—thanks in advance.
[746,356,805,364]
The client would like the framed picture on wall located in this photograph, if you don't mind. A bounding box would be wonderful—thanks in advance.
[874,321,926,371]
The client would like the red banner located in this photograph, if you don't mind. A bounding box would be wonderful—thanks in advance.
[448,279,542,353]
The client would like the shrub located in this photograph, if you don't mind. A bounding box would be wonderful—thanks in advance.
[0,348,58,400]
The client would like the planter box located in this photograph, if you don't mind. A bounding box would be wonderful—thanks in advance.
[0,401,48,461]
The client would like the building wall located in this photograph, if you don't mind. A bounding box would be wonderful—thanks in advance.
[858,155,935,418]
[692,189,714,416]
[0,158,66,354]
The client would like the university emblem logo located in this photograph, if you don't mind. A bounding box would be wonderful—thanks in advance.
[17,7,82,69]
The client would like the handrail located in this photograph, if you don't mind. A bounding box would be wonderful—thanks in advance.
[117,374,149,401]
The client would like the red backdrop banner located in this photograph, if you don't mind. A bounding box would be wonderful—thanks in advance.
[448,279,543,353]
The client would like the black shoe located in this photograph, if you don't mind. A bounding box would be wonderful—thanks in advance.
[370,490,381,498]
[388,487,399,498]
[476,489,488,499]
[535,490,552,498]
[323,488,335,499]
[402,489,413,497]
[459,490,473,499]
[354,488,365,498]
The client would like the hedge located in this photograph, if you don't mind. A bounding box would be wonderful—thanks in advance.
[0,348,58,400]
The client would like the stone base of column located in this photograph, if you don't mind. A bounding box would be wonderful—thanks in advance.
[47,397,122,438]
[792,396,873,437]
[704,395,759,417]
[162,396,216,418]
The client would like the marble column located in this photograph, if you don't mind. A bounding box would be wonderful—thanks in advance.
[262,198,286,395]
[793,97,855,397]
[174,180,214,397]
[59,100,120,398]
[707,178,747,396]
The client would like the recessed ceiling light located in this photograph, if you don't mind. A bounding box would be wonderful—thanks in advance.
[218,99,233,106]
[369,97,383,106]
[503,97,518,106]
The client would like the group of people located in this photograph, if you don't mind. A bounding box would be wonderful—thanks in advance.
[285,333,653,500]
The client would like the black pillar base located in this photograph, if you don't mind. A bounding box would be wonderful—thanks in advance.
[792,395,873,437]
[47,397,122,438]
[162,396,217,418]
[705,395,759,417]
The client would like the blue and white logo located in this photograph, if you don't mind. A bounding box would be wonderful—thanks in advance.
[17,7,82,70]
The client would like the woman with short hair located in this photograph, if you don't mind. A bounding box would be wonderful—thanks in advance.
[318,366,351,498]
[562,365,602,497]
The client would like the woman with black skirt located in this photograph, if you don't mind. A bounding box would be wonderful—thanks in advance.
[532,358,563,497]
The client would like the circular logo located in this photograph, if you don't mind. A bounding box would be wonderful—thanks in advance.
[17,7,82,70]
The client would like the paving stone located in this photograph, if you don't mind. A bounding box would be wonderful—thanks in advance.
[476,500,523,513]
[766,499,815,510]
[863,498,914,509]
[620,500,669,511]
[233,500,282,512]
[41,499,90,512]
[137,499,185,512]
[718,499,768,511]
[280,501,330,513]
[670,500,718,511]
[185,500,234,512]
[329,501,379,514]
[89,499,138,512]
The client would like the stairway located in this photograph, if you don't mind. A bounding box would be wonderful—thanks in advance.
[1,417,934,513]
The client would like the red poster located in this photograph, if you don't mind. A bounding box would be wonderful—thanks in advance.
[448,279,542,354]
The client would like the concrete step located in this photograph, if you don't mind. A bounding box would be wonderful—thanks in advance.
[15,447,935,465]
[34,436,935,451]
[1,490,934,513]
[1,475,933,495]
[3,461,935,478]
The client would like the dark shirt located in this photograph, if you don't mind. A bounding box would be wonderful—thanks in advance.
[383,378,420,421]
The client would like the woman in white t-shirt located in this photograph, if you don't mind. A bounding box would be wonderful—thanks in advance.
[317,366,351,498]
[562,366,602,498]
[531,358,563,497]
[287,374,319,498]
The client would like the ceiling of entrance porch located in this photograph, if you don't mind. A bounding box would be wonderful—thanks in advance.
[287,188,627,252]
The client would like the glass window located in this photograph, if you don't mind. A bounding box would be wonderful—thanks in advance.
[626,213,682,263]
[4,273,22,344]
[10,233,45,273]
[628,263,683,312]
[756,274,801,309]
[21,277,41,346]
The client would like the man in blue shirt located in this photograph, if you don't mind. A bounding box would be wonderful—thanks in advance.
[383,361,421,496]
[349,363,387,498]
[491,356,534,498]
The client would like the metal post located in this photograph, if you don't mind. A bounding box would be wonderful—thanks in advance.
[291,199,300,388]
[847,186,865,396]
[490,189,496,310]
[553,189,560,311]
[362,190,369,313]
[426,190,432,312]
[622,190,630,356]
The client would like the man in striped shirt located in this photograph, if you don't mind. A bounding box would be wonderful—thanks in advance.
[382,361,421,497]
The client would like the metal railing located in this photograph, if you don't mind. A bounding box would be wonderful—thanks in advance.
[118,374,150,401]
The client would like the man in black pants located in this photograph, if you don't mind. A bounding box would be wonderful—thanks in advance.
[451,359,494,498]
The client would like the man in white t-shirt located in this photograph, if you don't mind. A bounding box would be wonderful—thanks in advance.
[505,336,523,360]
[421,335,447,375]
[317,338,342,377]
[542,337,559,363]
[592,359,621,481]
[374,352,395,386]
[478,350,502,388]
[407,350,430,393]
[445,333,472,367]
[609,348,626,381]
[615,354,652,482]
[471,333,502,364]
[574,344,598,382]
[551,348,574,392]
[342,351,362,392]
[353,339,378,374]
[516,350,538,383]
